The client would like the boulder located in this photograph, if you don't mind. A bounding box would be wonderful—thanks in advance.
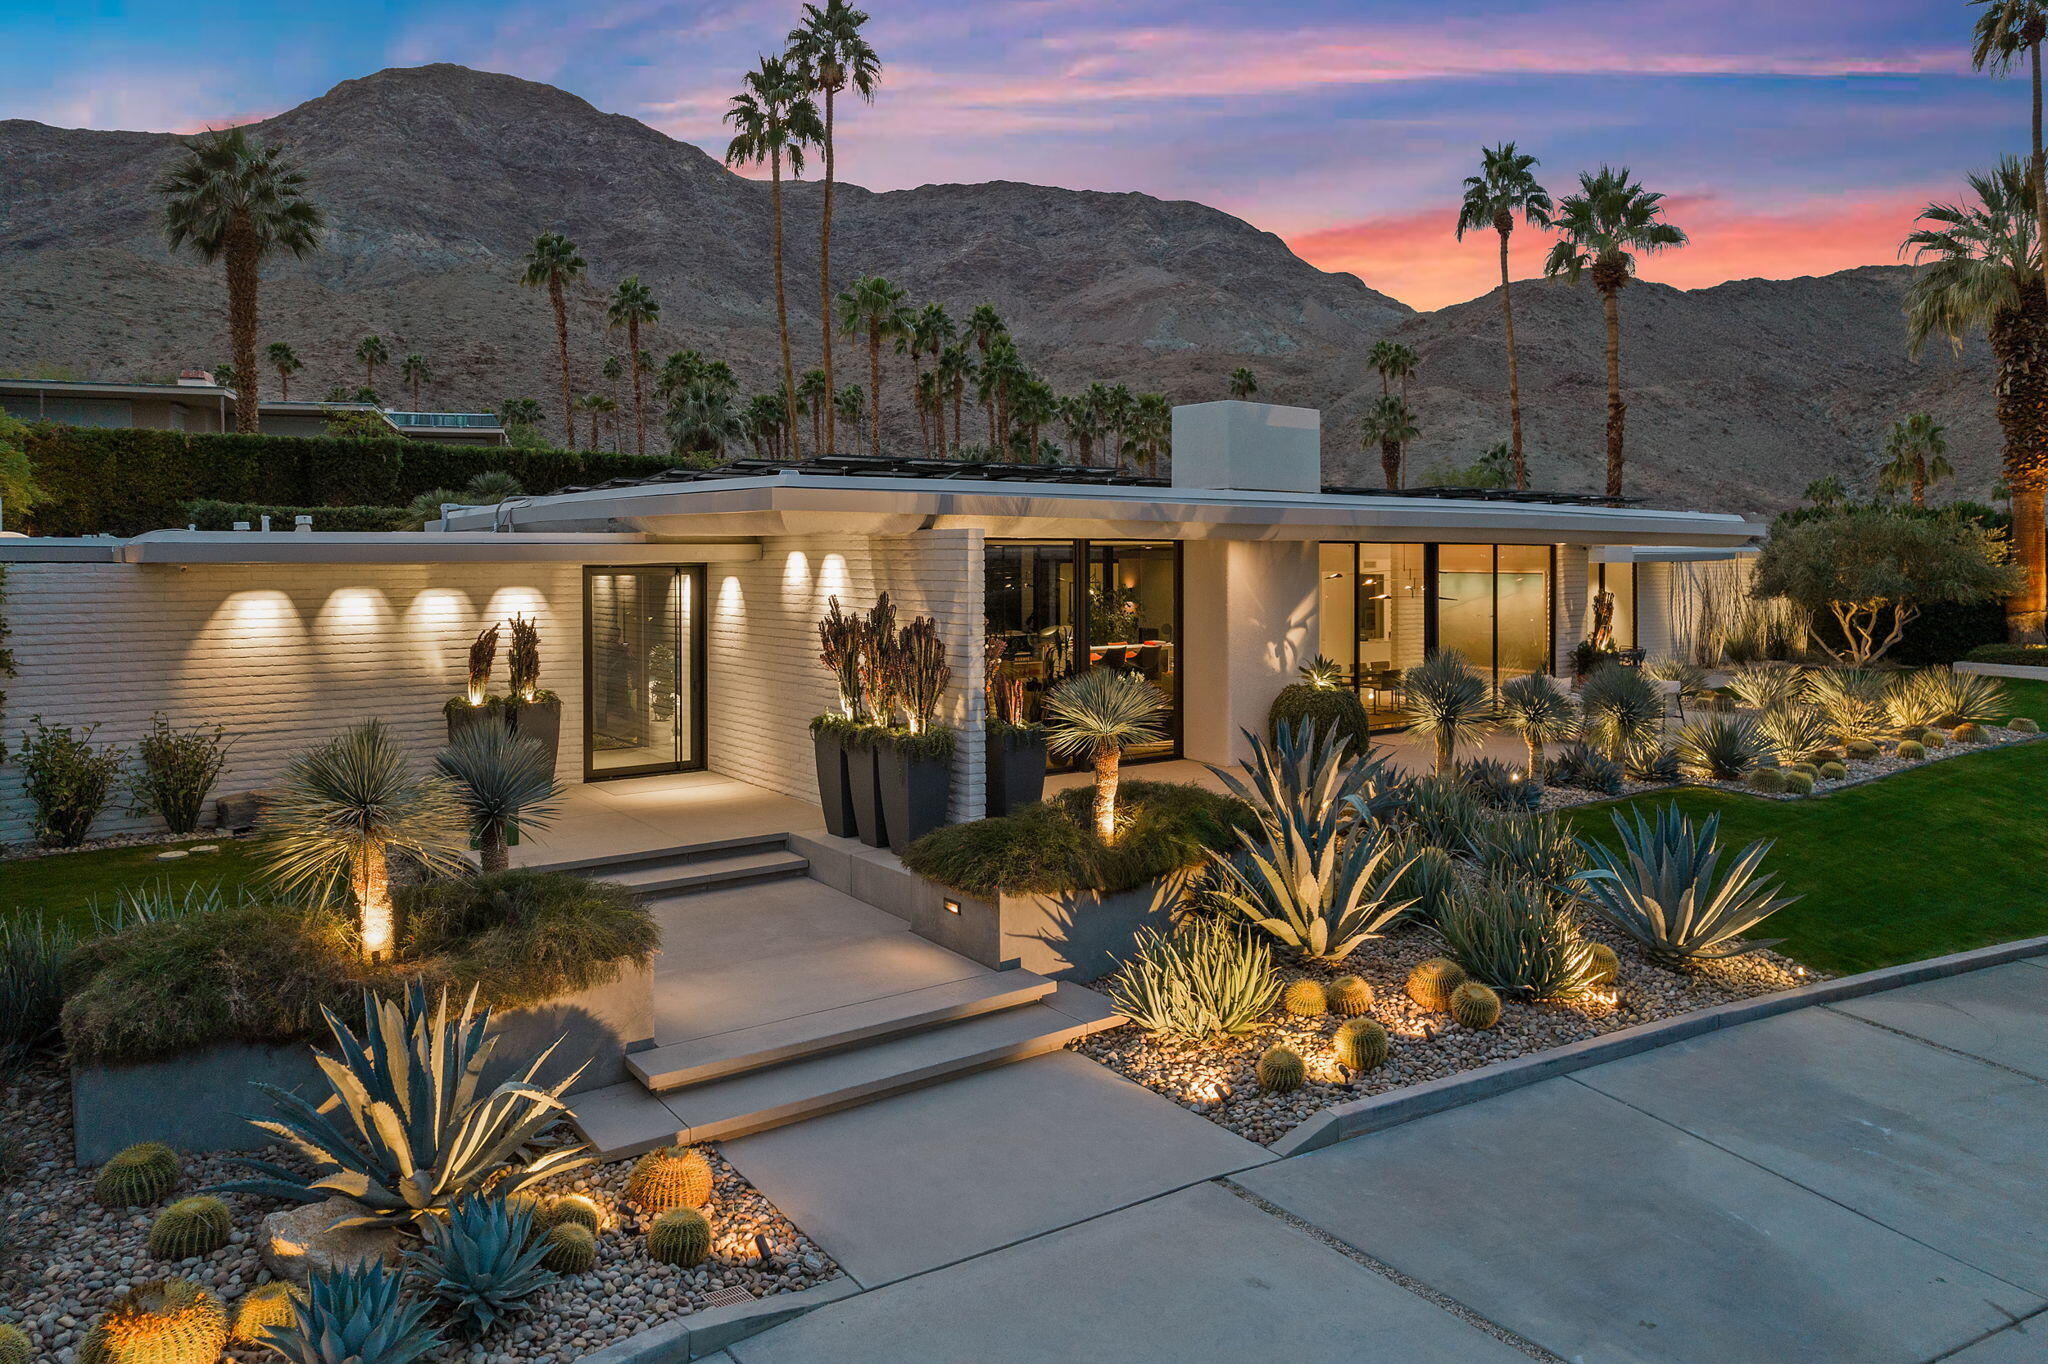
[259,1197,405,1283]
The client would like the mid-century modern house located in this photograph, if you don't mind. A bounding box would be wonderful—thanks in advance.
[0,402,1760,844]
[0,374,508,446]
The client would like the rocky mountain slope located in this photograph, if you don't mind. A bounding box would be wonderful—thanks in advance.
[0,64,1994,513]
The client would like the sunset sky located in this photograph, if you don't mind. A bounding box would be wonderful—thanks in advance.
[1,0,2026,309]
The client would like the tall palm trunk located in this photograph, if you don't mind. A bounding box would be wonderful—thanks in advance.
[480,822,509,875]
[952,387,964,457]
[351,845,394,957]
[867,324,883,457]
[1599,284,1626,498]
[1496,216,1528,489]
[1913,466,1927,509]
[549,275,573,446]
[2034,41,2047,308]
[771,154,800,461]
[1993,296,2048,640]
[1380,439,1401,490]
[1091,745,1120,843]
[932,389,946,457]
[278,370,289,401]
[811,400,822,456]
[820,88,839,455]
[909,348,925,454]
[628,317,646,456]
[225,215,260,434]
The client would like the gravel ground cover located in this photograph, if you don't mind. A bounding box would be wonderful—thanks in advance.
[0,1060,840,1362]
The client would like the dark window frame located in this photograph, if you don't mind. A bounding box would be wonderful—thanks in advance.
[581,564,709,782]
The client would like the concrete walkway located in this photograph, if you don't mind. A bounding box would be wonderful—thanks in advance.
[709,957,2048,1363]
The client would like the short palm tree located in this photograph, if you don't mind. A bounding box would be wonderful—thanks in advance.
[836,275,909,457]
[355,335,390,393]
[834,383,866,435]
[1455,143,1553,490]
[267,341,302,401]
[1367,339,1417,401]
[263,720,469,958]
[575,392,617,451]
[434,726,563,874]
[1495,672,1578,789]
[790,0,881,459]
[1876,412,1954,506]
[1228,367,1258,399]
[937,344,974,457]
[666,381,745,458]
[1905,157,2048,638]
[727,55,823,461]
[976,337,1029,451]
[400,352,432,409]
[607,277,661,456]
[1041,669,1170,844]
[157,127,323,433]
[499,397,544,438]
[521,233,587,447]
[799,367,830,452]
[1360,394,1419,489]
[1543,167,1688,498]
[1400,651,1495,773]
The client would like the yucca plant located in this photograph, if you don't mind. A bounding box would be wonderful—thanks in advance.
[1576,665,1664,761]
[1400,650,1495,773]
[1901,666,2010,727]
[1106,918,1281,1039]
[1802,667,1891,742]
[1755,703,1835,765]
[216,983,592,1228]
[1574,803,1798,965]
[263,1261,440,1364]
[263,720,470,958]
[1494,672,1578,789]
[403,1192,557,1339]
[1645,658,1712,715]
[1042,669,1170,844]
[1545,741,1622,795]
[1673,713,1770,780]
[1435,873,1600,1000]
[1474,812,1585,902]
[1623,740,1681,784]
[1727,663,1807,711]
[433,726,563,874]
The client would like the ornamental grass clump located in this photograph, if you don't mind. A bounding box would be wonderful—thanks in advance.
[17,717,123,848]
[1574,804,1799,967]
[263,1261,440,1364]
[215,982,592,1228]
[403,1192,557,1340]
[1435,875,1600,1001]
[1802,667,1892,743]
[1727,664,1807,711]
[0,912,74,1065]
[1756,703,1836,766]
[1400,650,1495,773]
[1576,665,1664,762]
[1673,713,1770,780]
[1042,669,1170,844]
[1108,919,1280,1039]
[128,714,233,834]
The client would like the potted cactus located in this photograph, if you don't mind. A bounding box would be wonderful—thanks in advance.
[444,624,505,743]
[842,595,900,848]
[811,597,864,839]
[503,614,562,781]
[879,615,955,851]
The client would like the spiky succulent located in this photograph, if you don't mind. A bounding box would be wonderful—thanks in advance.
[1577,664,1664,761]
[1493,672,1579,787]
[1623,741,1681,784]
[94,1141,181,1207]
[1901,666,2010,727]
[1574,804,1799,965]
[0,1324,29,1364]
[403,1192,557,1340]
[78,1280,225,1364]
[1746,767,1788,793]
[1545,742,1622,796]
[626,1146,715,1213]
[1374,837,1461,926]
[1325,974,1373,1016]
[1449,981,1503,1030]
[1437,875,1601,1001]
[1726,664,1807,711]
[1588,942,1621,986]
[1255,1046,1306,1094]
[1393,774,1490,857]
[263,1261,441,1364]
[1673,714,1770,780]
[148,1196,231,1260]
[1281,979,1328,1016]
[1457,757,1538,812]
[1333,1018,1389,1071]
[1803,668,1892,741]
[1399,651,1496,772]
[648,1207,712,1267]
[1475,812,1586,903]
[1405,958,1466,1012]
[1107,919,1281,1039]
[538,1194,603,1234]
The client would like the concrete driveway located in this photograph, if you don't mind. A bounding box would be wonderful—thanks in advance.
[712,956,2048,1363]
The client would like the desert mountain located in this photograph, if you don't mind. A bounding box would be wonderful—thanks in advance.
[0,64,1994,513]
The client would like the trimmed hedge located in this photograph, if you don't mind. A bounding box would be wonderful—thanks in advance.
[1965,643,2048,667]
[181,500,409,532]
[24,424,677,536]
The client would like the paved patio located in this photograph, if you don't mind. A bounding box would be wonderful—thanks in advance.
[508,770,822,867]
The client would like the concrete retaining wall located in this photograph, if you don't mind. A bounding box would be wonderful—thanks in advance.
[1956,660,2048,683]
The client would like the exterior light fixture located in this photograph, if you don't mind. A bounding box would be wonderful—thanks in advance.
[943,897,962,915]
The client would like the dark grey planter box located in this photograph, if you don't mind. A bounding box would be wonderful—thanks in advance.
[846,740,889,848]
[985,730,1048,817]
[69,957,653,1163]
[880,744,953,852]
[812,729,856,838]
[445,700,506,745]
[509,695,564,780]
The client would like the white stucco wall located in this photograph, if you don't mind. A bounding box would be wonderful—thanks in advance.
[1181,539,1319,766]
[1555,544,1590,672]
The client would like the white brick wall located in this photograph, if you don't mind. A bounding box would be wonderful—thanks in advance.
[0,561,584,844]
[1555,544,1590,672]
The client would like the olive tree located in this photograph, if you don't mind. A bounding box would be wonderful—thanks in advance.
[1752,508,2022,665]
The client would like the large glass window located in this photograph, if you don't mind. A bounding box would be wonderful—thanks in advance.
[1434,545,1554,686]
[1592,561,1637,650]
[585,566,703,777]
[1317,542,1427,727]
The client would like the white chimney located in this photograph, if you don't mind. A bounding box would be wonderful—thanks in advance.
[177,369,217,387]
[1169,401,1321,494]
[294,515,313,533]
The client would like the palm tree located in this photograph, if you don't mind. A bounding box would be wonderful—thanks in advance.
[789,1,881,459]
[745,391,791,459]
[607,276,661,456]
[1905,158,2048,637]
[916,370,945,455]
[836,274,909,456]
[799,367,830,452]
[1973,0,2048,303]
[575,392,618,451]
[666,381,746,459]
[1131,392,1171,471]
[904,302,955,454]
[1543,166,1688,498]
[1061,390,1103,466]
[726,55,823,461]
[263,719,468,958]
[1876,412,1955,507]
[1495,671,1577,790]
[937,343,974,457]
[1228,367,1259,399]
[1041,669,1170,843]
[499,397,544,436]
[399,352,431,409]
[966,304,1007,447]
[353,335,389,393]
[156,127,324,433]
[521,232,587,446]
[434,726,562,874]
[978,337,1028,451]
[266,341,302,401]
[834,383,866,438]
[1360,394,1419,489]
[1400,651,1495,774]
[1366,339,1417,401]
[1455,143,1554,490]
[1011,377,1058,461]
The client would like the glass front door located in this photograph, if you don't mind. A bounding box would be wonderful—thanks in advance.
[584,566,704,778]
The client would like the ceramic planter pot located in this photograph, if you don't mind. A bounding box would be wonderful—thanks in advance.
[508,695,563,781]
[445,699,506,745]
[812,728,857,839]
[845,739,890,848]
[985,729,1048,817]
[880,741,952,852]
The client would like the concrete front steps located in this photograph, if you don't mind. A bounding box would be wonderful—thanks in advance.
[531,833,811,897]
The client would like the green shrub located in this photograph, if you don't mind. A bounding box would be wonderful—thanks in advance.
[1436,875,1601,1001]
[399,870,657,1003]
[1333,1017,1389,1071]
[1266,682,1373,757]
[17,718,123,847]
[1575,804,1799,966]
[1255,1045,1306,1093]
[1964,643,2048,666]
[402,1193,557,1340]
[181,500,408,532]
[901,781,1252,899]
[128,715,232,834]
[1106,919,1279,1039]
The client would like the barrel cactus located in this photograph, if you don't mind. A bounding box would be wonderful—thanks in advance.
[1782,770,1815,795]
[94,1142,180,1208]
[1923,729,1949,748]
[542,1222,598,1274]
[1405,958,1466,1012]
[1588,942,1621,986]
[539,1193,603,1234]
[1953,722,1987,744]
[1281,978,1328,1017]
[648,1207,712,1267]
[2013,717,2040,733]
[1326,974,1374,1016]
[1255,1045,1307,1093]
[148,1196,231,1260]
[1804,747,1842,765]
[1449,981,1502,1030]
[626,1145,714,1213]
[1896,739,1926,761]
[1844,739,1878,760]
[0,1324,27,1364]
[1818,761,1847,781]
[78,1280,226,1364]
[228,1281,302,1346]
[1334,1018,1389,1072]
[1746,767,1787,794]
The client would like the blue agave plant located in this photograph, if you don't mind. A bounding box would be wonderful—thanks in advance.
[263,1260,440,1364]
[404,1191,558,1339]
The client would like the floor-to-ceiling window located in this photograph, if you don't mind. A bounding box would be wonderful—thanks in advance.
[584,566,704,778]
[1317,543,1427,727]
[986,539,1181,765]
[1591,560,1637,650]
[1436,544,1554,686]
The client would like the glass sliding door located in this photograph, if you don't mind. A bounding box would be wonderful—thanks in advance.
[1435,544,1497,677]
[1087,541,1180,759]
[1429,544,1555,687]
[984,541,1079,729]
[1317,542,1426,728]
[584,566,704,778]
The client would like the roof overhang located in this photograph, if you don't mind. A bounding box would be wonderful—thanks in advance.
[441,473,1766,548]
[0,531,760,567]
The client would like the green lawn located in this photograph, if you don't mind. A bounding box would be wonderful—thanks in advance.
[1563,678,2048,976]
[0,836,272,936]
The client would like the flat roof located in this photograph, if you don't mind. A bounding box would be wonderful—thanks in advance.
[0,530,761,567]
[0,377,230,400]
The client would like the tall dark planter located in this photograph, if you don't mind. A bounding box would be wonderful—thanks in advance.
[880,741,953,853]
[508,695,563,781]
[985,729,1048,817]
[445,699,506,746]
[846,739,890,848]
[812,728,856,838]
